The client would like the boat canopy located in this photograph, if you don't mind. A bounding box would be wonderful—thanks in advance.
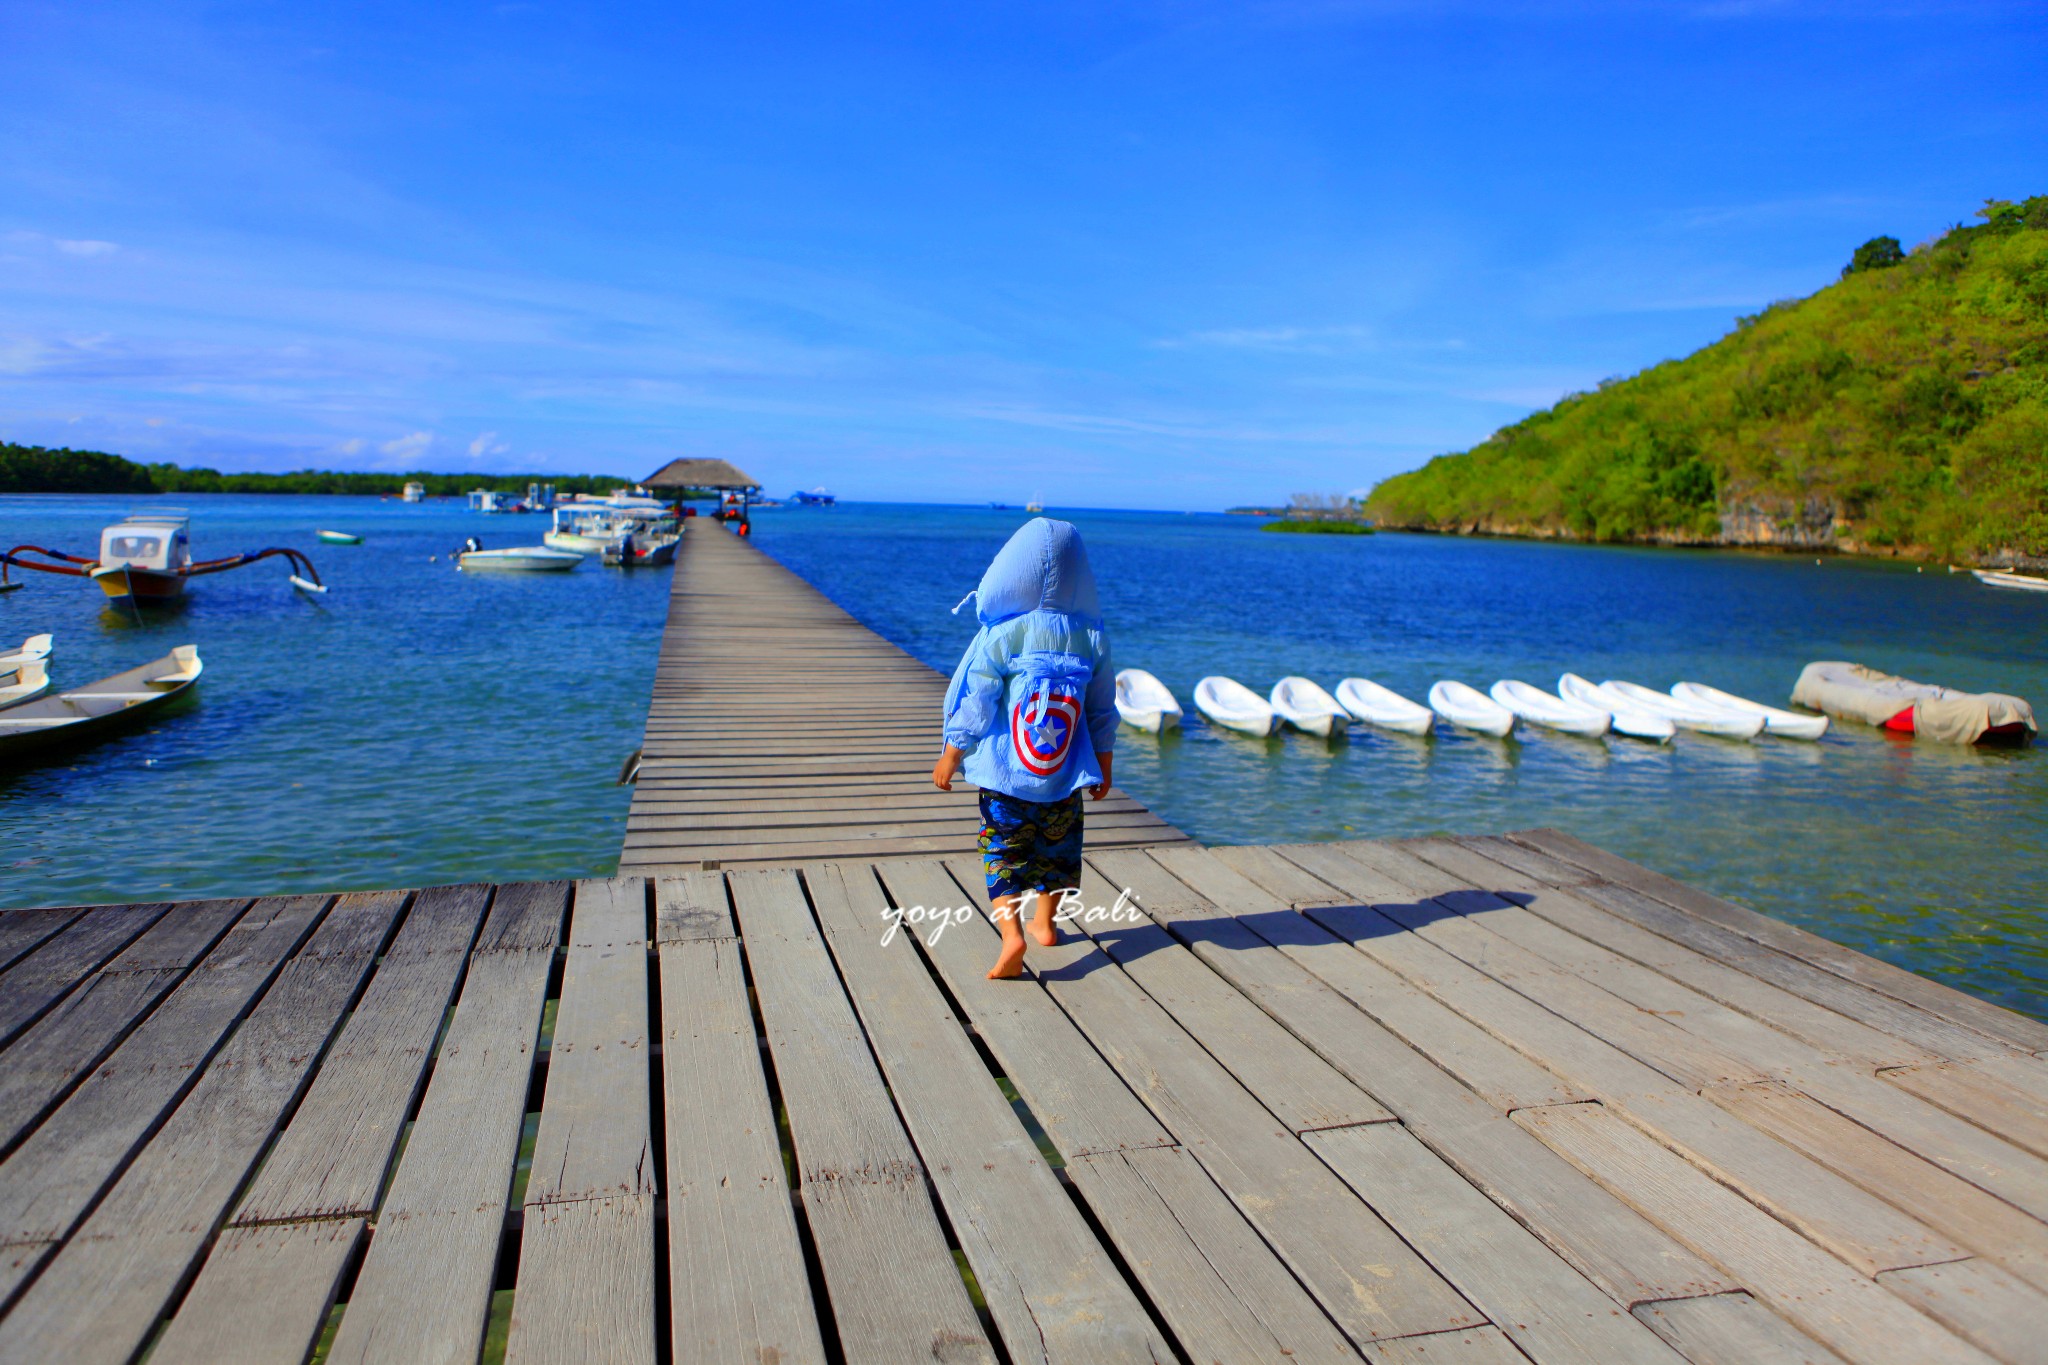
[99,513,192,571]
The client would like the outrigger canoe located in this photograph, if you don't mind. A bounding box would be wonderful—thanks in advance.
[0,645,203,765]
[1269,676,1348,738]
[1195,675,1279,736]
[1114,669,1183,733]
[1335,677,1433,735]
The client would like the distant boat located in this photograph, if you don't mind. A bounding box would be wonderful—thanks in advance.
[1974,568,2048,593]
[1269,676,1349,737]
[792,487,836,506]
[0,645,203,766]
[1194,676,1279,736]
[1335,677,1433,735]
[401,481,426,502]
[316,530,362,545]
[1428,680,1515,737]
[1025,493,1044,513]
[458,547,584,572]
[1114,669,1182,733]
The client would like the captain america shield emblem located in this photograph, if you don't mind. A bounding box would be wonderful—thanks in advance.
[1011,693,1082,776]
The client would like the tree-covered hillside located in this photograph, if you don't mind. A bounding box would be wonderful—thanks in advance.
[0,443,631,498]
[1366,197,2048,564]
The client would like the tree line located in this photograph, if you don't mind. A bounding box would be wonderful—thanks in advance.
[0,443,633,497]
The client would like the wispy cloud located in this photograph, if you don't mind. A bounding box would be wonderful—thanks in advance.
[468,430,508,458]
[54,238,119,257]
[380,431,435,462]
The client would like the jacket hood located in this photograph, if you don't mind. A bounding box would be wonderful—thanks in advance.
[972,518,1100,626]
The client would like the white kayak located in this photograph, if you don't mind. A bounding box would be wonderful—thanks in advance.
[1115,669,1183,733]
[1335,677,1434,735]
[1559,673,1675,742]
[1672,681,1828,740]
[0,634,53,673]
[1491,679,1611,737]
[1269,676,1349,738]
[1428,680,1515,737]
[458,547,584,572]
[1195,675,1279,736]
[1603,679,1764,739]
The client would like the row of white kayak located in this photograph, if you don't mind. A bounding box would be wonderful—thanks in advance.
[1114,669,1829,743]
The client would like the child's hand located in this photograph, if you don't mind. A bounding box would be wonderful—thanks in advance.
[932,744,965,791]
[1089,752,1113,800]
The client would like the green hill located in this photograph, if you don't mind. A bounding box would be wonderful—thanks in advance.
[1365,196,2048,565]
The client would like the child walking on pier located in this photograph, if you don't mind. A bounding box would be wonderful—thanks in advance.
[932,518,1116,979]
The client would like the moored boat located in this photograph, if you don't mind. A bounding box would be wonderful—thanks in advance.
[1791,661,2035,746]
[1269,676,1349,737]
[401,481,426,502]
[0,645,203,766]
[1600,679,1765,739]
[316,530,363,545]
[1114,669,1183,733]
[1559,674,1675,742]
[1335,677,1433,735]
[0,634,53,673]
[458,546,584,572]
[1194,675,1279,736]
[1671,681,1829,740]
[0,660,51,710]
[1428,680,1515,737]
[1,512,324,605]
[1491,679,1611,737]
[1973,568,2048,593]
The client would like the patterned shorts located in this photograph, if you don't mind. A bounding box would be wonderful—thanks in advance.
[977,790,1084,900]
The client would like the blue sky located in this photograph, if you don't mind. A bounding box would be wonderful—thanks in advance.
[2,2,2043,508]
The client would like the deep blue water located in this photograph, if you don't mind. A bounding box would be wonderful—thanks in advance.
[3,494,2043,1019]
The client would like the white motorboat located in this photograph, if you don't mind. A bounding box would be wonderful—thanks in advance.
[1428,680,1515,737]
[1671,681,1829,740]
[1559,674,1675,742]
[1335,677,1433,735]
[1195,676,1279,736]
[1269,676,1349,738]
[458,547,584,572]
[1115,669,1183,733]
[1973,568,2048,593]
[0,634,53,673]
[1601,679,1765,739]
[0,659,51,710]
[1491,679,1611,737]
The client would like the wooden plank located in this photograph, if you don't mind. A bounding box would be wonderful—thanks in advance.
[1294,843,1971,1279]
[1630,1293,1844,1365]
[1506,828,2048,1055]
[324,881,567,1365]
[0,894,327,1310]
[725,868,995,1365]
[1706,1080,2048,1294]
[1365,1328,1533,1364]
[146,1220,366,1365]
[1137,847,1730,1308]
[1874,1258,2048,1365]
[1306,1122,1686,1364]
[0,892,403,1365]
[506,879,656,1365]
[1881,1063,2048,1159]
[805,861,1172,1362]
[230,883,493,1223]
[1516,1102,1995,1365]
[0,901,176,1047]
[0,907,84,976]
[0,897,245,1152]
[656,875,827,1365]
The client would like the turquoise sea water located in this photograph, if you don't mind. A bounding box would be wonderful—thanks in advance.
[3,494,2044,1018]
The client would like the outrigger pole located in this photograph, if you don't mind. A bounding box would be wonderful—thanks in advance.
[0,545,326,592]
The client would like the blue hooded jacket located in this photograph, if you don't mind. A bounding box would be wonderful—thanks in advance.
[942,518,1115,802]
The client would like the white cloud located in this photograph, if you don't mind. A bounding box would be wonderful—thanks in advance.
[380,431,434,460]
[468,430,508,458]
[337,437,365,455]
[53,239,119,257]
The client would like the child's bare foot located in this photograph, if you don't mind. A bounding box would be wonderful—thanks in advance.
[987,938,1028,979]
[1027,918,1059,948]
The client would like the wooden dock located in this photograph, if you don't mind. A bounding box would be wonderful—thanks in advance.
[4,830,2048,1363]
[620,518,1191,872]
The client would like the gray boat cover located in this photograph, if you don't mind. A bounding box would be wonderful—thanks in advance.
[1791,661,2037,744]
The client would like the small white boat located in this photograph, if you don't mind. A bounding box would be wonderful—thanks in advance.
[0,659,51,710]
[1559,674,1675,742]
[0,634,53,673]
[1194,676,1279,736]
[1491,679,1611,737]
[1602,679,1764,739]
[1269,676,1349,738]
[1428,680,1515,737]
[1973,569,2048,593]
[0,645,202,766]
[1114,669,1183,733]
[458,547,584,572]
[1335,677,1433,735]
[1671,681,1829,740]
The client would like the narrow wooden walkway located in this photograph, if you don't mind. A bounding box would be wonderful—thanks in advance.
[620,518,1191,873]
[4,829,2047,1363]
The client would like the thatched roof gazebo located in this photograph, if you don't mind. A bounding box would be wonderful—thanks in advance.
[642,458,760,492]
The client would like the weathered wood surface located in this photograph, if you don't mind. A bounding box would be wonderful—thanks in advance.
[619,517,1189,871]
[2,831,2045,1363]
